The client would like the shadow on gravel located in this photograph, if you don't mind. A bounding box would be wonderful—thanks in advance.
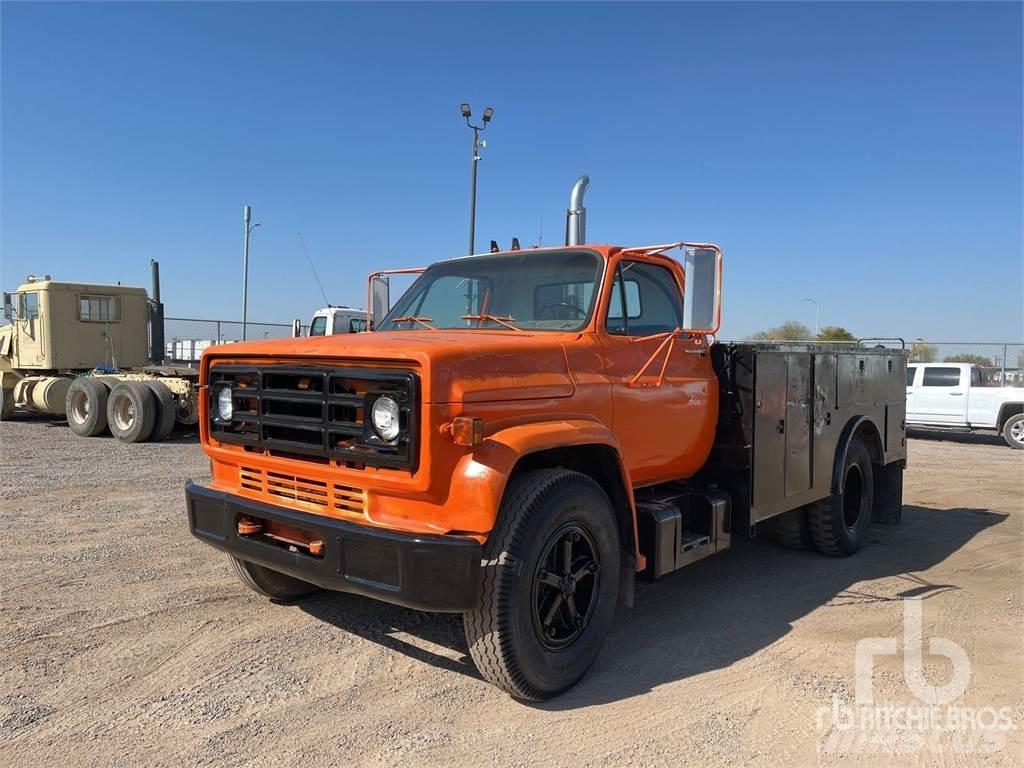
[908,429,1008,448]
[296,504,1006,707]
[300,592,478,679]
[3,411,68,426]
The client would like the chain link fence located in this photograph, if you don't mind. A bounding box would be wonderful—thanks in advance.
[163,317,300,363]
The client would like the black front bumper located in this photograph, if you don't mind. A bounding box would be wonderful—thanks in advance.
[185,481,481,612]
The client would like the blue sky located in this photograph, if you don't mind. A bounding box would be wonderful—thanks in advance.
[2,1,1021,340]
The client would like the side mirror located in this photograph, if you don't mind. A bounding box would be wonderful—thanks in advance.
[370,275,390,330]
[681,247,722,334]
[291,319,302,338]
[2,293,12,320]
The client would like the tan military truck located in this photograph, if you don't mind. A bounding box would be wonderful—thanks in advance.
[1,262,199,442]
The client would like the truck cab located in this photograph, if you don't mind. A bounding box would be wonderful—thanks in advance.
[906,362,1024,447]
[297,306,367,338]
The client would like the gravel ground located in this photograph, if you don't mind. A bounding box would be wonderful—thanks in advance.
[1,416,1022,767]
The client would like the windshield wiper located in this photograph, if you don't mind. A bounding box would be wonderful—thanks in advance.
[390,315,435,330]
[461,313,523,332]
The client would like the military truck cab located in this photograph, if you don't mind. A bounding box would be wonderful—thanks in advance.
[1,264,200,442]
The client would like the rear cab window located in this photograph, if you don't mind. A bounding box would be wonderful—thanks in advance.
[922,367,962,387]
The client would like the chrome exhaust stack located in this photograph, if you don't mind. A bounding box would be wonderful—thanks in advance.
[564,175,590,246]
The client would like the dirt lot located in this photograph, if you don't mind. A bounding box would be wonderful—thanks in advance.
[1,417,1021,767]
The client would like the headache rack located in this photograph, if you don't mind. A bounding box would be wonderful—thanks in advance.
[208,365,418,470]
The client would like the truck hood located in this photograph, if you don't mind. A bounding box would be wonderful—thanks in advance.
[204,330,577,404]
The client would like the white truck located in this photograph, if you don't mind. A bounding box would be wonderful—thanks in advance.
[906,362,1024,448]
[292,306,366,337]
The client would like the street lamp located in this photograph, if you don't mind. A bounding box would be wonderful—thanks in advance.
[461,103,494,255]
[242,205,261,341]
[801,297,820,336]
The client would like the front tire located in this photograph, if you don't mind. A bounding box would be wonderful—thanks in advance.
[808,435,874,556]
[228,556,320,601]
[1002,413,1024,449]
[464,469,621,701]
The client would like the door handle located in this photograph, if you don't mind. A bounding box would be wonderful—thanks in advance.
[949,392,963,396]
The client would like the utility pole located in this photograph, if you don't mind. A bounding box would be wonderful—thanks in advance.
[241,205,260,341]
[461,103,493,255]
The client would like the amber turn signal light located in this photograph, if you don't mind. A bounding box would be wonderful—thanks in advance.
[451,416,484,446]
[308,540,324,556]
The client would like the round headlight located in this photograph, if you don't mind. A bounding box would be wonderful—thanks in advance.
[371,396,400,441]
[216,386,233,421]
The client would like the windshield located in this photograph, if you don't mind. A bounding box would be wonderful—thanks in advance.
[377,249,603,332]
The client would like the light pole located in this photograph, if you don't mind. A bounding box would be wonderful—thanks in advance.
[241,205,261,341]
[801,297,820,336]
[461,103,493,255]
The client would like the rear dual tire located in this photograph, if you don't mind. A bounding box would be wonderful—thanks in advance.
[68,379,176,442]
[107,382,157,443]
[66,378,111,437]
[807,435,874,556]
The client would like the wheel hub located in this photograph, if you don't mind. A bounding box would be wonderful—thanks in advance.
[531,523,601,651]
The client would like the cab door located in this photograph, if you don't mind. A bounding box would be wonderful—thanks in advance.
[599,259,717,486]
[913,365,968,424]
[15,291,43,367]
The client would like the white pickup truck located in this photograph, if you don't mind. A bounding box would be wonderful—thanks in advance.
[906,362,1024,448]
[291,306,366,338]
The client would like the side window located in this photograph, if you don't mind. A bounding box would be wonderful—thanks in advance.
[906,366,917,387]
[970,367,982,387]
[309,316,327,336]
[605,262,682,336]
[19,292,40,320]
[349,318,367,333]
[79,294,121,322]
[922,367,962,387]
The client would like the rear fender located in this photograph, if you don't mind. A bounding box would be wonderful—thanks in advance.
[832,415,884,494]
[449,419,643,567]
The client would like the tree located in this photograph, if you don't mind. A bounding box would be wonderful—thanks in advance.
[910,339,937,363]
[943,353,994,368]
[749,320,813,341]
[817,325,856,342]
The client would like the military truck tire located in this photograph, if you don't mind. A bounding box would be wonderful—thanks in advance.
[772,506,813,549]
[228,556,320,601]
[1,386,14,421]
[65,378,110,437]
[464,469,621,701]
[1002,413,1024,449]
[144,380,176,440]
[107,381,157,443]
[808,435,874,556]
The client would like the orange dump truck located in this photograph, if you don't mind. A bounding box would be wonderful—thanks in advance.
[186,180,907,700]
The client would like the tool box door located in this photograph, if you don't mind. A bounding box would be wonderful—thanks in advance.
[753,352,787,510]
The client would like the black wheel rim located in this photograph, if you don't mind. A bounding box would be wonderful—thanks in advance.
[531,522,601,651]
[842,464,864,530]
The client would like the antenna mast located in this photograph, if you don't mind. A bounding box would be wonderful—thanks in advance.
[297,232,330,307]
